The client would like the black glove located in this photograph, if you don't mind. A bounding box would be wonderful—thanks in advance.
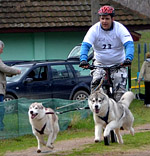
[123,59,132,66]
[79,60,89,67]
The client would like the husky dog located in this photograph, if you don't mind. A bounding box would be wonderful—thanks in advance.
[88,89,135,144]
[28,102,59,153]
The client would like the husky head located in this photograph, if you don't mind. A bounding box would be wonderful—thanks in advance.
[28,102,45,120]
[88,90,109,115]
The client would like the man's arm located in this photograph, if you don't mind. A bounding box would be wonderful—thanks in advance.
[80,42,92,62]
[123,41,134,61]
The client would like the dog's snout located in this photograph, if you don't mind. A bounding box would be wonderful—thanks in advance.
[95,105,98,109]
[30,111,33,114]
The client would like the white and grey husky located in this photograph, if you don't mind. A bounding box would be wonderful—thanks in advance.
[88,89,135,144]
[28,102,59,153]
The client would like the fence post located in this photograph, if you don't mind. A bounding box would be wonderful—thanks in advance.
[138,44,141,93]
[144,43,147,60]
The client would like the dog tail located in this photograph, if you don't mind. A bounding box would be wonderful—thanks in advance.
[119,91,135,108]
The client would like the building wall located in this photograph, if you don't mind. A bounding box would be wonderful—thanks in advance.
[0,31,86,61]
[113,0,150,17]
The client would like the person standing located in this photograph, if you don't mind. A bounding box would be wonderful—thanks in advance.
[0,40,21,131]
[79,5,134,101]
[138,52,150,107]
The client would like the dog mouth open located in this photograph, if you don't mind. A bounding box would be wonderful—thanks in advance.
[30,111,38,119]
[95,105,100,114]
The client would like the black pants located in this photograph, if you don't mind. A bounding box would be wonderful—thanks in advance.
[144,81,150,105]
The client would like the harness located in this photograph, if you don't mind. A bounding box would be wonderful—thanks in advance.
[98,105,110,124]
[35,123,46,135]
[35,111,54,134]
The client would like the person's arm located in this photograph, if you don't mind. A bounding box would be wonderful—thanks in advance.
[0,60,21,75]
[79,42,92,68]
[80,42,92,62]
[138,62,145,83]
[123,41,134,61]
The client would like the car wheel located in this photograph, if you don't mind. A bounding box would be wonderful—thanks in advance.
[73,90,89,100]
[4,94,16,113]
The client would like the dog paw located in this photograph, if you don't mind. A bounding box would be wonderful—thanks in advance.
[37,149,41,153]
[94,139,101,143]
[118,140,123,144]
[47,144,54,149]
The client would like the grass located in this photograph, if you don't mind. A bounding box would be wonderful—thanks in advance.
[0,31,150,155]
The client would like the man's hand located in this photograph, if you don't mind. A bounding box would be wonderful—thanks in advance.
[79,60,89,68]
[122,59,132,67]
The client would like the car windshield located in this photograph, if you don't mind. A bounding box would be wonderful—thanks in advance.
[6,65,31,82]
[67,45,93,59]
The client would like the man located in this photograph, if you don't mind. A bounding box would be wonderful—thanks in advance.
[79,5,134,101]
[0,40,21,131]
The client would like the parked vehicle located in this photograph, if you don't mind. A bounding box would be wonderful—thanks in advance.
[4,59,92,112]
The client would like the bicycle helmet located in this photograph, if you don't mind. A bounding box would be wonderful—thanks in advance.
[98,6,115,17]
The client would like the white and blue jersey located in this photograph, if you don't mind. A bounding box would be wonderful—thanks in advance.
[80,21,134,65]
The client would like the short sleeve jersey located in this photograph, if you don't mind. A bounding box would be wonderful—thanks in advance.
[83,21,133,65]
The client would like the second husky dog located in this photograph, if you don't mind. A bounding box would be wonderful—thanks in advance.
[88,89,135,144]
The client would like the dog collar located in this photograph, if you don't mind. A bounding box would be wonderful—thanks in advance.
[35,123,46,134]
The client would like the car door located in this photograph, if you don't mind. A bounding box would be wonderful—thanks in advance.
[24,65,52,99]
[50,64,77,99]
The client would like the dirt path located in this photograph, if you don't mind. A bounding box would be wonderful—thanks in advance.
[5,124,150,156]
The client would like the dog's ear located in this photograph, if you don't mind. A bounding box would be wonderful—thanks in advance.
[38,103,44,109]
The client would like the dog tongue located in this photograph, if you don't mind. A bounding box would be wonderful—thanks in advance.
[95,109,99,114]
[31,114,37,119]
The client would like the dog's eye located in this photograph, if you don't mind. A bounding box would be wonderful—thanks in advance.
[92,99,95,103]
[98,99,102,103]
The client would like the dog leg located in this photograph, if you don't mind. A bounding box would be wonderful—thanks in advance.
[35,135,47,153]
[47,132,54,149]
[37,135,46,145]
[104,121,119,137]
[94,124,103,143]
[51,125,59,144]
[130,127,134,136]
[35,135,42,153]
[115,128,123,144]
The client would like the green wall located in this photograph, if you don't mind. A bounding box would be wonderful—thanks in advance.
[0,31,86,61]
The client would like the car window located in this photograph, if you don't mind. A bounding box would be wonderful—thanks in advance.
[6,65,30,82]
[72,64,91,77]
[51,64,73,79]
[27,66,47,81]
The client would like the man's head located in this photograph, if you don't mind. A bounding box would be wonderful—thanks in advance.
[98,6,115,30]
[0,40,4,54]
